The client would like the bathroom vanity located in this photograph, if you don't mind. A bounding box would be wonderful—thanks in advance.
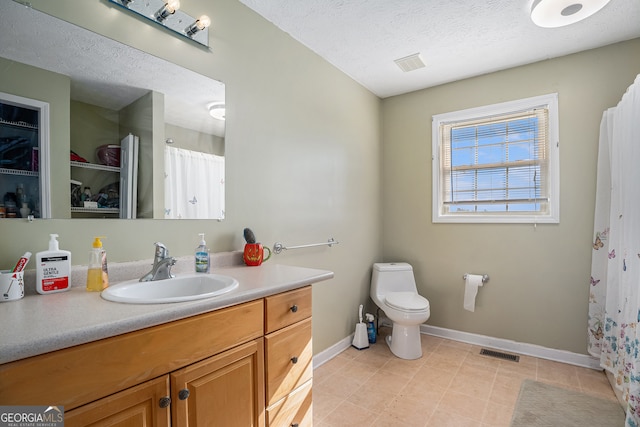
[0,262,332,426]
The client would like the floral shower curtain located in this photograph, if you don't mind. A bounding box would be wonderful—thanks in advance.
[588,74,640,427]
[164,146,225,219]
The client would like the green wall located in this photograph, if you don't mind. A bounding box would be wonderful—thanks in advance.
[381,38,640,354]
[0,0,382,355]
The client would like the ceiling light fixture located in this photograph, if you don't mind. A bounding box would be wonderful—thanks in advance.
[208,102,226,121]
[530,0,611,28]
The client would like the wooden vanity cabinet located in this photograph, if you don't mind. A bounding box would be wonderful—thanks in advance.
[0,286,315,427]
[64,376,171,427]
[264,286,313,427]
[170,338,265,427]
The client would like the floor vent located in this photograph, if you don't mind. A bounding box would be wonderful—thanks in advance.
[480,348,520,362]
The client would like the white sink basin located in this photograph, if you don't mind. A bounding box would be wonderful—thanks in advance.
[101,273,239,304]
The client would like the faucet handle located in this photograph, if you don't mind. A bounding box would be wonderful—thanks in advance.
[154,242,169,259]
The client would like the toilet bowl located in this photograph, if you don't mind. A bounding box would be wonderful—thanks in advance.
[370,263,430,359]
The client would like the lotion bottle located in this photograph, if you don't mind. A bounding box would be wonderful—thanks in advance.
[195,233,210,273]
[86,237,109,292]
[36,234,72,294]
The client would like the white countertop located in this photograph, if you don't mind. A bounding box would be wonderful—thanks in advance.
[0,263,333,364]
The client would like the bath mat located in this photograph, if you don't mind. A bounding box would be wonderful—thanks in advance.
[510,379,625,427]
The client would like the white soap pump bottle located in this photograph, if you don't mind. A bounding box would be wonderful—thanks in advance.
[195,233,210,273]
[36,234,72,294]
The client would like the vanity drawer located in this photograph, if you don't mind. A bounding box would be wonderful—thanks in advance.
[265,286,312,333]
[265,317,312,406]
[267,380,312,427]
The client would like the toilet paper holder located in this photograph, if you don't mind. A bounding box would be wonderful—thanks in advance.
[463,274,489,283]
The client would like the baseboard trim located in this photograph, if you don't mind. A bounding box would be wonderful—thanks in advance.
[313,334,354,369]
[421,324,601,370]
[312,326,601,370]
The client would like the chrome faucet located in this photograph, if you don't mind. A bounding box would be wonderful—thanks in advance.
[140,242,176,282]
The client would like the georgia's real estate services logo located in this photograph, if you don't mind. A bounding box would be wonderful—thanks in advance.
[0,406,64,427]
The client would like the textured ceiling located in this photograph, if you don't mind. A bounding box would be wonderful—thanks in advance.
[0,1,225,137]
[239,0,640,98]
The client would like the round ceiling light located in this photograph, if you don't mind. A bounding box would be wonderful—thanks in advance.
[208,102,226,121]
[531,0,611,28]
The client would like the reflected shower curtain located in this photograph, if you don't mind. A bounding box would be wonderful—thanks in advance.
[164,146,225,219]
[588,74,640,427]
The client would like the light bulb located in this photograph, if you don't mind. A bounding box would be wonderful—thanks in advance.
[197,15,211,30]
[186,15,211,36]
[166,0,180,13]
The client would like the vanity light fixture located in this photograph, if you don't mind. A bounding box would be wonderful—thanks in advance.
[154,0,180,23]
[185,15,211,37]
[108,0,211,47]
[530,0,611,28]
[208,102,226,121]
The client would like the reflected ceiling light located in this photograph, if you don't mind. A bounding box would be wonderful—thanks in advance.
[185,15,211,37]
[155,0,180,23]
[531,0,611,28]
[208,103,226,121]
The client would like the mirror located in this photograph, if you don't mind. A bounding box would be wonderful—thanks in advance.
[0,1,225,220]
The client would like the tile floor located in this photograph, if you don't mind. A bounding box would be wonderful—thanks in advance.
[313,327,619,427]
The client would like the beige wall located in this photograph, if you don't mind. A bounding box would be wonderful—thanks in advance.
[3,0,638,357]
[381,38,640,354]
[0,0,382,354]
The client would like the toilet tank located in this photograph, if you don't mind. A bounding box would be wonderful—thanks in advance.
[371,262,418,300]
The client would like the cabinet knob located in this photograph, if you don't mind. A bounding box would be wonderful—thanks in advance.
[178,389,190,400]
[290,304,298,313]
[291,356,298,364]
[159,397,171,408]
[291,424,299,427]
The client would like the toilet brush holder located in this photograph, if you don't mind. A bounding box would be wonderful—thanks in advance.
[352,322,369,349]
[352,304,370,350]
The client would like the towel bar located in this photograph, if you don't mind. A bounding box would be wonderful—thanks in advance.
[273,238,338,254]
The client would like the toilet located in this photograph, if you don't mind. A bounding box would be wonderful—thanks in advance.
[370,262,430,360]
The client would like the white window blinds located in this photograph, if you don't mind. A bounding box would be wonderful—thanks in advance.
[432,94,559,223]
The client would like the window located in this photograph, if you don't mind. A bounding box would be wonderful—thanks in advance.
[432,93,559,223]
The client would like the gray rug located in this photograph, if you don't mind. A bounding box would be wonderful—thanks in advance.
[510,379,625,427]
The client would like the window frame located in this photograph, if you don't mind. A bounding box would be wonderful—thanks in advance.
[432,93,559,224]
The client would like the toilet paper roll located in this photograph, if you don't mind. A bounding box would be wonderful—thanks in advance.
[463,274,484,312]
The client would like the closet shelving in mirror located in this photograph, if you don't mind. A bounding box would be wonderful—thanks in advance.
[0,93,50,219]
[70,161,121,217]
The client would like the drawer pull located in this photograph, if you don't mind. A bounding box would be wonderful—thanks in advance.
[291,356,298,364]
[291,424,299,427]
[159,396,171,408]
[290,304,298,313]
[178,389,190,400]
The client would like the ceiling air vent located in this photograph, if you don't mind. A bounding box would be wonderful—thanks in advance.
[394,53,426,72]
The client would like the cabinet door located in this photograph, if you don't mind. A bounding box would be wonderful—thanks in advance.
[171,338,265,427]
[64,376,170,427]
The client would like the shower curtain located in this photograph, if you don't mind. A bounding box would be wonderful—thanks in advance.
[164,146,225,219]
[588,74,640,427]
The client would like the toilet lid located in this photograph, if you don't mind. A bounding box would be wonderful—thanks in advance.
[385,292,429,312]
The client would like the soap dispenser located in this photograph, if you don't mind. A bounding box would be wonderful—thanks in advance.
[86,237,109,292]
[195,233,210,273]
[35,234,71,294]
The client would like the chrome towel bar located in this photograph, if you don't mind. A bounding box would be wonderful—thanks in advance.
[273,238,339,254]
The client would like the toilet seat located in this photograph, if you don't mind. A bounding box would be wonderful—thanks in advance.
[385,291,429,312]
